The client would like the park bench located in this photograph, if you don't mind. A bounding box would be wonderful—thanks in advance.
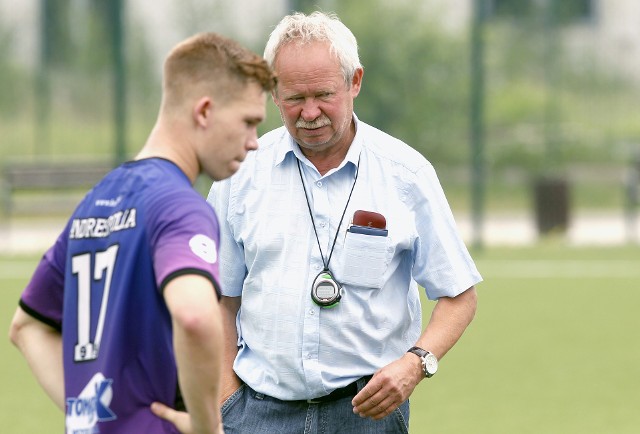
[1,160,113,217]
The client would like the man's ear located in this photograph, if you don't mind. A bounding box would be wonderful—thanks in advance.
[193,96,213,128]
[350,68,364,98]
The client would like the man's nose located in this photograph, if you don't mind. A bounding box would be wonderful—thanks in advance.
[300,99,321,121]
[246,130,259,151]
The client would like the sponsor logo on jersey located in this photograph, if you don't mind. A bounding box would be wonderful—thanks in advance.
[94,196,123,207]
[70,208,137,239]
[189,234,218,264]
[66,372,116,433]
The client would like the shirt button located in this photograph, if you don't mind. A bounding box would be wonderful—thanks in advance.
[314,264,321,270]
[316,181,323,188]
[309,309,315,315]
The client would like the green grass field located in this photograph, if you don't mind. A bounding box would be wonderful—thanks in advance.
[2,245,639,433]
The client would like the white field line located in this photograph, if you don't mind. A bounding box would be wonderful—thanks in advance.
[479,260,640,278]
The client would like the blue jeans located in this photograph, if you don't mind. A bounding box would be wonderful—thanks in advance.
[221,377,410,434]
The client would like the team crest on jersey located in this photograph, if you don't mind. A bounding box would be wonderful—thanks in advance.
[189,234,218,264]
[66,372,116,433]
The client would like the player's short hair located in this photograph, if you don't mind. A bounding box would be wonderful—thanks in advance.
[162,32,276,109]
[264,11,362,85]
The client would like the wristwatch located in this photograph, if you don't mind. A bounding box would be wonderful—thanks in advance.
[407,346,438,378]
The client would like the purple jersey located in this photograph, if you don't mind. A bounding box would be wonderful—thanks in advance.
[19,158,221,434]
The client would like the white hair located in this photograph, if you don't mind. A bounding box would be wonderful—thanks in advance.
[264,11,362,84]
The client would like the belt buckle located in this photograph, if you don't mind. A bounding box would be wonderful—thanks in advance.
[306,398,322,404]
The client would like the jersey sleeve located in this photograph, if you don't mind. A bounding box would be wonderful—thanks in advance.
[207,178,246,297]
[147,189,222,297]
[19,226,69,330]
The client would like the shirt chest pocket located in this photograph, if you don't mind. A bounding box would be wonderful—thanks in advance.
[339,231,393,289]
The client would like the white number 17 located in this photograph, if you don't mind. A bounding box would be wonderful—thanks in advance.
[71,244,119,362]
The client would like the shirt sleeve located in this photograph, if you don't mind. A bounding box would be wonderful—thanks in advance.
[148,189,222,297]
[19,227,69,330]
[410,163,483,300]
[207,179,246,297]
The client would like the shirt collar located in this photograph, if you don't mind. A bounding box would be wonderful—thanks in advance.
[274,113,363,173]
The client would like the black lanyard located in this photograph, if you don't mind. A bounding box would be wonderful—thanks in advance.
[296,157,360,273]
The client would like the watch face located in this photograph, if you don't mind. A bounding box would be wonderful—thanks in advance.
[424,353,438,376]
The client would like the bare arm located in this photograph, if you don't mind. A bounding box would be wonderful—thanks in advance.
[151,295,240,432]
[416,285,479,360]
[352,286,478,420]
[164,274,225,434]
[9,307,65,411]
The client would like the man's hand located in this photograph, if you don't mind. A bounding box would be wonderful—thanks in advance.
[150,403,192,433]
[351,354,423,420]
[150,403,225,434]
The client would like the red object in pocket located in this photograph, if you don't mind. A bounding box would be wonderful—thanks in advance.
[352,210,386,229]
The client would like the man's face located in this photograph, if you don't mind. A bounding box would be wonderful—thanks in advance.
[272,41,362,155]
[201,81,266,180]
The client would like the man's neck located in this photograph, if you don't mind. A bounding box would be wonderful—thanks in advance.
[299,139,353,176]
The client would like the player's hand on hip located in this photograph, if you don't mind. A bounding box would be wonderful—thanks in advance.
[151,402,192,433]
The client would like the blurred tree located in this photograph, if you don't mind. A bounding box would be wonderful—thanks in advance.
[0,18,28,117]
[289,0,316,14]
[40,0,73,67]
[173,0,228,38]
[29,0,157,159]
[336,1,469,165]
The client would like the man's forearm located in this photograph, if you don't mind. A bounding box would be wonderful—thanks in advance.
[166,275,224,433]
[417,286,478,359]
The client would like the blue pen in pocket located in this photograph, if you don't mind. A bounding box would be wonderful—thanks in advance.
[347,225,388,236]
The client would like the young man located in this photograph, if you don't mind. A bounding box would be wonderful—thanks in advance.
[9,32,275,434]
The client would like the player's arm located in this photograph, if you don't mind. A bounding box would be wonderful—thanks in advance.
[9,306,65,411]
[150,295,240,432]
[163,273,224,434]
[352,286,478,420]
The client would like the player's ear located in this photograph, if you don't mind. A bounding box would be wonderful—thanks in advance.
[193,96,213,128]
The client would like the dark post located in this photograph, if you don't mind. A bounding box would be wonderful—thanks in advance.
[108,0,127,166]
[469,0,487,249]
[35,0,54,156]
[533,0,570,236]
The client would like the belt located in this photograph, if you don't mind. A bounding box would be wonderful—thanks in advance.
[303,376,372,404]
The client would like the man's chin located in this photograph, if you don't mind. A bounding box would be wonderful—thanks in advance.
[299,135,331,148]
[209,163,240,181]
[228,160,242,175]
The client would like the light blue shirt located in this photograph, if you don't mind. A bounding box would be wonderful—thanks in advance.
[207,114,482,400]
